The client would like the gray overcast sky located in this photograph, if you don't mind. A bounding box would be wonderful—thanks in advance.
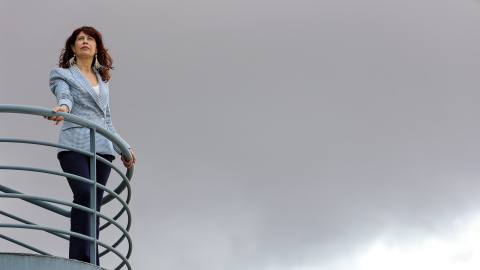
[2,0,480,269]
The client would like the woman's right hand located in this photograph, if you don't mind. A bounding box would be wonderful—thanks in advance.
[44,105,69,125]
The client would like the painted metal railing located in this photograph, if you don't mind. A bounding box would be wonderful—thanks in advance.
[0,104,134,270]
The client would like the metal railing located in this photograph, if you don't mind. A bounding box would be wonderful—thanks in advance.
[0,104,134,270]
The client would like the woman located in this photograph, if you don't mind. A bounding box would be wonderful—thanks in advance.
[45,26,136,265]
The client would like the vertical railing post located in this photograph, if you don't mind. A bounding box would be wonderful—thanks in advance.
[89,128,97,265]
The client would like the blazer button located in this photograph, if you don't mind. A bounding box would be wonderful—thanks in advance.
[101,118,105,121]
[88,116,93,119]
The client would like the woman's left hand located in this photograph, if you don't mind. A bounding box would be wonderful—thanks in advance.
[121,148,136,168]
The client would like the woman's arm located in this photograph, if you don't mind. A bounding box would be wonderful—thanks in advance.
[46,69,72,124]
[49,69,73,111]
[105,102,136,167]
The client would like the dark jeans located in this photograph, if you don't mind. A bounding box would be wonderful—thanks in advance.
[58,151,114,265]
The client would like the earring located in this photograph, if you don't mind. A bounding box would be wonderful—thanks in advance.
[67,53,76,67]
[93,53,103,71]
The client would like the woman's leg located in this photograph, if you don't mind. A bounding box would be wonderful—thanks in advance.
[58,151,113,265]
[59,151,91,263]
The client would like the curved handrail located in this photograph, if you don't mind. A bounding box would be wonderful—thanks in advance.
[0,138,132,206]
[0,104,134,200]
[0,104,134,270]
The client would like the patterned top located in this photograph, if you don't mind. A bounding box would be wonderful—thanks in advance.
[49,65,130,157]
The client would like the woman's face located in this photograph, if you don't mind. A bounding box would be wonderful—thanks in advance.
[71,31,97,58]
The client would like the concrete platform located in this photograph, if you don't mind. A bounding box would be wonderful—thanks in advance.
[0,253,107,270]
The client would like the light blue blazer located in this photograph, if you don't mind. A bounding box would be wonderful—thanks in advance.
[49,65,130,157]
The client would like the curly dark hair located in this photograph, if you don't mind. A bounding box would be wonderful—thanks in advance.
[59,26,114,82]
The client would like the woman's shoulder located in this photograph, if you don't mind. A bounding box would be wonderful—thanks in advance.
[50,67,72,79]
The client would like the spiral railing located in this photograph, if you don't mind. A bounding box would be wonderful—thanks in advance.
[0,104,134,270]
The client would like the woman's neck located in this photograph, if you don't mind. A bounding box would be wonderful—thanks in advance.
[76,56,94,73]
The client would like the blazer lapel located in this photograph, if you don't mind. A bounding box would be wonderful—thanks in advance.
[96,73,108,104]
[70,65,107,110]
